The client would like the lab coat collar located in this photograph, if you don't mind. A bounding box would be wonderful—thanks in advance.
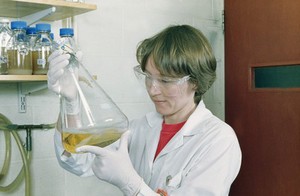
[145,100,213,160]
[144,114,163,178]
[145,111,163,128]
[180,100,213,136]
[145,100,213,136]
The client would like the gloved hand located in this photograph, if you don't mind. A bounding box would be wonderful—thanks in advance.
[47,50,83,101]
[48,50,83,114]
[76,131,142,196]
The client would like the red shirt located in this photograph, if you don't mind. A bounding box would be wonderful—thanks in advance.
[154,121,186,160]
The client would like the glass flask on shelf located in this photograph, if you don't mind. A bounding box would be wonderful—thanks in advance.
[32,23,52,75]
[54,28,129,153]
[26,26,37,71]
[26,26,37,50]
[7,21,32,75]
[0,19,12,75]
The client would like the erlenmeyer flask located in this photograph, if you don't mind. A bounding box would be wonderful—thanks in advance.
[54,30,129,153]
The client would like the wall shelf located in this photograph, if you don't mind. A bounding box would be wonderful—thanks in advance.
[0,0,97,21]
[0,0,97,83]
[0,75,47,82]
[0,0,97,112]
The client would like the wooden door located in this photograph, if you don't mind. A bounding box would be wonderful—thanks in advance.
[225,0,300,195]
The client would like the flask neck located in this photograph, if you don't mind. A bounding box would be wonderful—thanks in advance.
[37,31,50,35]
[60,35,73,38]
[55,36,78,54]
[0,23,11,31]
[38,32,52,40]
[13,28,26,34]
[11,29,27,43]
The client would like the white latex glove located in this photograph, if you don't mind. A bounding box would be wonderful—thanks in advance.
[48,50,84,115]
[47,50,83,99]
[76,131,142,196]
[48,50,70,95]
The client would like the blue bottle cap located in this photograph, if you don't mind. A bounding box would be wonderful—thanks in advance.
[60,28,74,37]
[11,21,27,30]
[36,23,51,32]
[26,27,37,35]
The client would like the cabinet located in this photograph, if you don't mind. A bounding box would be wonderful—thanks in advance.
[0,0,97,82]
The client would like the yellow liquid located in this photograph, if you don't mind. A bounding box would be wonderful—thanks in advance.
[62,129,123,153]
[7,49,32,74]
[32,49,51,75]
[0,47,8,74]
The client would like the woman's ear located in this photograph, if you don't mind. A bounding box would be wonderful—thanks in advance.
[191,83,197,91]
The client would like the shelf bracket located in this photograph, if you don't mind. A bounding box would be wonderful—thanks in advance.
[20,7,56,26]
[17,82,48,113]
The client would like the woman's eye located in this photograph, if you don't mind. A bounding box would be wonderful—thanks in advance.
[160,78,173,84]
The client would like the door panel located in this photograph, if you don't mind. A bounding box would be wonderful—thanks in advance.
[225,0,300,195]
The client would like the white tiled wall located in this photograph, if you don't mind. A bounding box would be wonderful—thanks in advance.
[0,0,224,195]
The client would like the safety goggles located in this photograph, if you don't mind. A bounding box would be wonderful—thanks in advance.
[133,65,190,96]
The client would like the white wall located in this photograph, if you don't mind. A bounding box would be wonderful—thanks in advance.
[0,0,224,195]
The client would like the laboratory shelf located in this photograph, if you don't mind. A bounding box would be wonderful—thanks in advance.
[0,75,47,82]
[0,0,97,21]
[0,0,97,83]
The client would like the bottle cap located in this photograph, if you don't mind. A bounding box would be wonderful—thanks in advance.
[60,28,74,37]
[11,21,27,30]
[36,23,51,32]
[26,27,37,35]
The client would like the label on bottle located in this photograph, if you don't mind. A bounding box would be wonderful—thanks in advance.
[60,43,74,54]
[0,56,7,64]
[37,58,46,66]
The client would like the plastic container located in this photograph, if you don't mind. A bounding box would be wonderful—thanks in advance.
[32,23,52,75]
[0,19,12,75]
[54,28,128,153]
[7,21,32,75]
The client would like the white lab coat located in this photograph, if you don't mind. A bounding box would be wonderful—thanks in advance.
[54,101,242,196]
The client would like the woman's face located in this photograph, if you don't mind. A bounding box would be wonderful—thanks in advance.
[145,58,196,124]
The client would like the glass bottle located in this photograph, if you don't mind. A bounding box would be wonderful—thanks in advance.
[0,19,12,75]
[26,26,37,73]
[26,27,37,50]
[50,32,54,41]
[57,28,79,57]
[54,28,129,153]
[7,21,32,75]
[32,23,52,75]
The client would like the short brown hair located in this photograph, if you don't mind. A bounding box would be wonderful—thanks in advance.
[136,25,217,103]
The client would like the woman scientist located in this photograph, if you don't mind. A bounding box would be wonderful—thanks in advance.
[47,24,241,196]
